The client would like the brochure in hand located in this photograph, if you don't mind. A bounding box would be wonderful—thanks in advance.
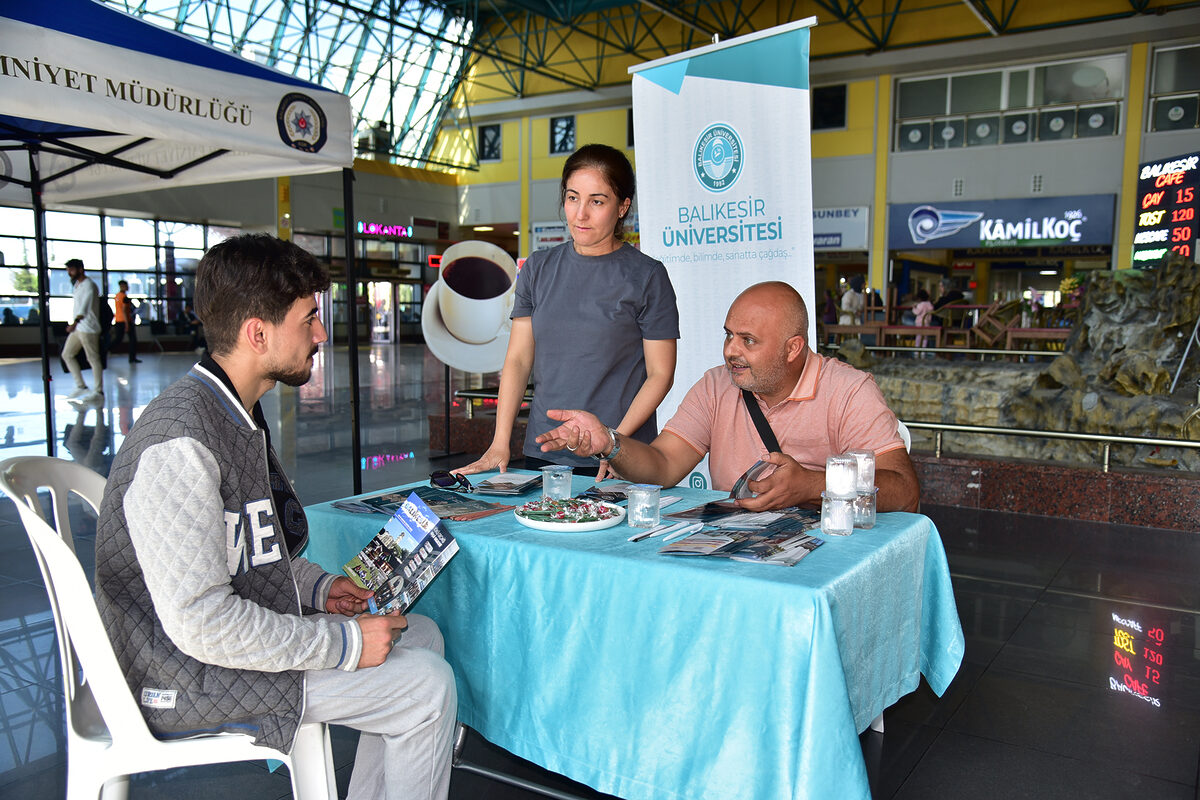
[342,492,460,614]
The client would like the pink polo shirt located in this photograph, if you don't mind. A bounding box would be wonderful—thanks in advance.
[663,352,905,492]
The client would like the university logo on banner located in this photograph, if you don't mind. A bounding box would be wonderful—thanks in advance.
[694,124,744,192]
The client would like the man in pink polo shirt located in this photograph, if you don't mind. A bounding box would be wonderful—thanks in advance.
[535,281,919,512]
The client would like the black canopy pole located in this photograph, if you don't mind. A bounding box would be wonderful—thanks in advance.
[29,146,55,457]
[342,167,363,495]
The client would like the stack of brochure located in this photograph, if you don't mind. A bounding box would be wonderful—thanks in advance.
[474,472,542,495]
[343,492,459,614]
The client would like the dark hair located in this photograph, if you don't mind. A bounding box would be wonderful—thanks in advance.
[65,258,84,269]
[849,275,865,292]
[560,144,636,239]
[917,289,930,301]
[195,234,330,356]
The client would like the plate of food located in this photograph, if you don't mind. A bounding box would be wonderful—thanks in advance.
[514,498,626,532]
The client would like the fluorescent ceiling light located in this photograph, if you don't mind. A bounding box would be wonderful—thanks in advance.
[1039,269,1057,275]
[473,226,494,232]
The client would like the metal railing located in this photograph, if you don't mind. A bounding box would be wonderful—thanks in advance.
[453,388,1199,473]
[819,342,1067,360]
[903,420,1200,472]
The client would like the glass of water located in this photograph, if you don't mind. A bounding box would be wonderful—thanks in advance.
[541,465,573,501]
[626,484,661,528]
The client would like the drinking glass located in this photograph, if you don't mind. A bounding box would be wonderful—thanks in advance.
[820,491,855,536]
[626,484,662,528]
[541,465,573,501]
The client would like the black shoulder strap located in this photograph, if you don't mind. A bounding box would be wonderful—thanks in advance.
[741,389,781,453]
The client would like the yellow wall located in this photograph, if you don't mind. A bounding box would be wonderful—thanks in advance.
[812,79,876,158]
[1117,42,1149,271]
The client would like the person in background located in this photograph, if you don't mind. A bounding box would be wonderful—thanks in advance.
[838,275,865,325]
[534,282,919,513]
[912,289,935,350]
[457,143,679,481]
[62,258,104,404]
[821,289,838,325]
[95,234,457,800]
[1,308,17,326]
[110,279,141,363]
[183,302,206,354]
[933,278,964,310]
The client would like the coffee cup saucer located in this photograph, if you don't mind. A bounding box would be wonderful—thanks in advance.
[421,281,511,373]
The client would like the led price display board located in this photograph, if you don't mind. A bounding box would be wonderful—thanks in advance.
[1133,151,1199,265]
[1110,611,1166,708]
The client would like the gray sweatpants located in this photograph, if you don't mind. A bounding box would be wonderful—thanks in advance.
[303,613,457,800]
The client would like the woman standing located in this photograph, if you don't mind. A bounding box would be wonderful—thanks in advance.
[458,144,679,479]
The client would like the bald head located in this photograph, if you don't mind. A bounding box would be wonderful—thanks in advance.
[730,282,809,340]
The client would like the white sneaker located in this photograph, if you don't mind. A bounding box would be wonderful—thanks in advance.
[72,389,104,405]
[66,385,90,399]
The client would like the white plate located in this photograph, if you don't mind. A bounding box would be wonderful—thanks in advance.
[421,281,511,373]
[514,502,626,532]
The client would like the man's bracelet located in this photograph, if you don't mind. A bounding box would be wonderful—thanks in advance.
[592,427,621,461]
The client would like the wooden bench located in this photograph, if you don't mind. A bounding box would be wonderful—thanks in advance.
[879,325,941,349]
[1006,327,1071,351]
[821,324,881,344]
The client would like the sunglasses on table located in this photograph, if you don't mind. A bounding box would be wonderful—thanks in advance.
[429,470,474,493]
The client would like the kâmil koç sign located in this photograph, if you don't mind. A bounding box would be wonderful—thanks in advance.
[888,195,1115,250]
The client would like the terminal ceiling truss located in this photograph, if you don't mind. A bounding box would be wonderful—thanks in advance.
[99,0,474,167]
[99,0,1200,167]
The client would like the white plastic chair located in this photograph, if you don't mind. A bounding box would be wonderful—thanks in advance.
[0,456,336,800]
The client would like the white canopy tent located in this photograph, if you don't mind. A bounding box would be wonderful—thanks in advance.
[1,0,370,490]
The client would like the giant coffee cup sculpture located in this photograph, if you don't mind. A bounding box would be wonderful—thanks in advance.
[422,240,518,373]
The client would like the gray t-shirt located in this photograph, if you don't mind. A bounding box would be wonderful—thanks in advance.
[512,241,679,467]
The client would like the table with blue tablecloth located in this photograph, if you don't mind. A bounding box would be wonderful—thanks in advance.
[303,474,964,800]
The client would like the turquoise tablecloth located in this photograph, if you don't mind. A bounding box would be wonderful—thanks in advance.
[303,475,964,800]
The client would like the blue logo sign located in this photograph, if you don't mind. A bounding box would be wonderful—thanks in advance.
[907,205,984,244]
[688,472,708,490]
[694,124,743,193]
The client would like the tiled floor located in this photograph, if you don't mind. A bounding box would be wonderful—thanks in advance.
[1,346,1198,799]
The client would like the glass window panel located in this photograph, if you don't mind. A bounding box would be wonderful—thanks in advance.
[0,296,39,324]
[44,210,100,241]
[295,233,328,256]
[159,222,205,249]
[0,266,40,295]
[812,84,848,129]
[167,248,204,266]
[104,244,157,271]
[1153,46,1200,94]
[105,271,156,297]
[208,226,242,246]
[897,77,947,118]
[1034,55,1124,105]
[0,236,35,267]
[364,239,397,258]
[46,241,102,269]
[0,206,34,236]
[46,268,77,297]
[397,243,422,263]
[550,116,575,154]
[104,216,156,245]
[1007,70,1030,109]
[950,73,1002,114]
[479,124,502,161]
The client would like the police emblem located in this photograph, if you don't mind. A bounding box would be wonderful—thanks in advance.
[693,123,743,193]
[276,93,328,153]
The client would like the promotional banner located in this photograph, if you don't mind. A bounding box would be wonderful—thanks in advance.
[888,195,1116,250]
[0,1,352,202]
[630,19,817,488]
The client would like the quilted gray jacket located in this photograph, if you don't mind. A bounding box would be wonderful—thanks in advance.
[96,363,362,751]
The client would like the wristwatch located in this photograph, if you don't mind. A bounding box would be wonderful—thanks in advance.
[593,427,621,461]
